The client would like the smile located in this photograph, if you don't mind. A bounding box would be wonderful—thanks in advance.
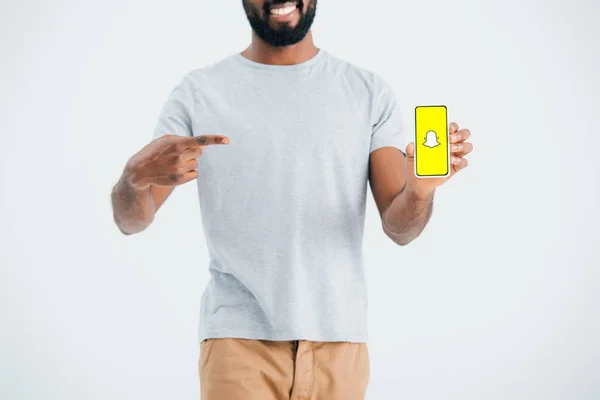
[269,1,298,16]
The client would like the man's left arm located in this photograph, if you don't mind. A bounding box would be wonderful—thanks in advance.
[369,122,473,245]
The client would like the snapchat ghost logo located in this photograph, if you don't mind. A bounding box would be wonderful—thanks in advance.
[423,130,440,148]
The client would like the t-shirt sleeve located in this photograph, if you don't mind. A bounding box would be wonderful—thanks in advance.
[369,77,406,154]
[152,76,196,140]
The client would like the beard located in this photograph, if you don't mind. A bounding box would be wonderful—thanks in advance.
[242,0,318,47]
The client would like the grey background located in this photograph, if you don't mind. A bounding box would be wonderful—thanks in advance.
[1,0,598,399]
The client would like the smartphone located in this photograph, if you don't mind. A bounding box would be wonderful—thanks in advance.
[414,105,450,178]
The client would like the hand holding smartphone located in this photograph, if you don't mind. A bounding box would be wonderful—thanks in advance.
[414,105,450,178]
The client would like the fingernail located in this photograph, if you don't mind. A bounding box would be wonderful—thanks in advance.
[452,157,458,164]
[223,138,229,144]
[451,145,458,152]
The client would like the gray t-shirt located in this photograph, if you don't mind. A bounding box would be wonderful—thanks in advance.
[153,49,406,343]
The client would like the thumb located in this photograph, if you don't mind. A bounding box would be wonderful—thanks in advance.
[405,142,415,159]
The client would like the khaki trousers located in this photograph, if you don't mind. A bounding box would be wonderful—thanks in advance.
[199,338,370,400]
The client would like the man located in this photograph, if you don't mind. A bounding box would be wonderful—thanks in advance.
[111,0,473,398]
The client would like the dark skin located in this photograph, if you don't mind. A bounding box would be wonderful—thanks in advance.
[111,0,474,241]
[111,135,229,235]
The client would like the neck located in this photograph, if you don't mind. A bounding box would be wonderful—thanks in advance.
[241,31,319,65]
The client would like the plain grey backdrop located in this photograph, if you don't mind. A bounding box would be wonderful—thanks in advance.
[1,0,599,399]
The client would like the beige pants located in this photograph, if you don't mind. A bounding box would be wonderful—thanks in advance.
[199,338,370,400]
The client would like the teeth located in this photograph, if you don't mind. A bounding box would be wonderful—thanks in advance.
[270,4,296,15]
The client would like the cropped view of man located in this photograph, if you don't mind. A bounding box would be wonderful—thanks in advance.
[111,0,473,398]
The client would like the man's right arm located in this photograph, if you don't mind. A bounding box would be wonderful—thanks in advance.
[110,134,229,235]
[111,171,175,235]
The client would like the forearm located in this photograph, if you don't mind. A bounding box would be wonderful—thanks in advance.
[381,182,435,246]
[111,169,156,235]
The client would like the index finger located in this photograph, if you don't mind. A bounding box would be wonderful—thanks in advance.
[449,122,459,134]
[192,135,230,147]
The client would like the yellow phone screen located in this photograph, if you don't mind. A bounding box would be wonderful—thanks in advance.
[415,105,449,177]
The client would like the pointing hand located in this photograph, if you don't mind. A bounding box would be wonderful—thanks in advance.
[125,134,229,190]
